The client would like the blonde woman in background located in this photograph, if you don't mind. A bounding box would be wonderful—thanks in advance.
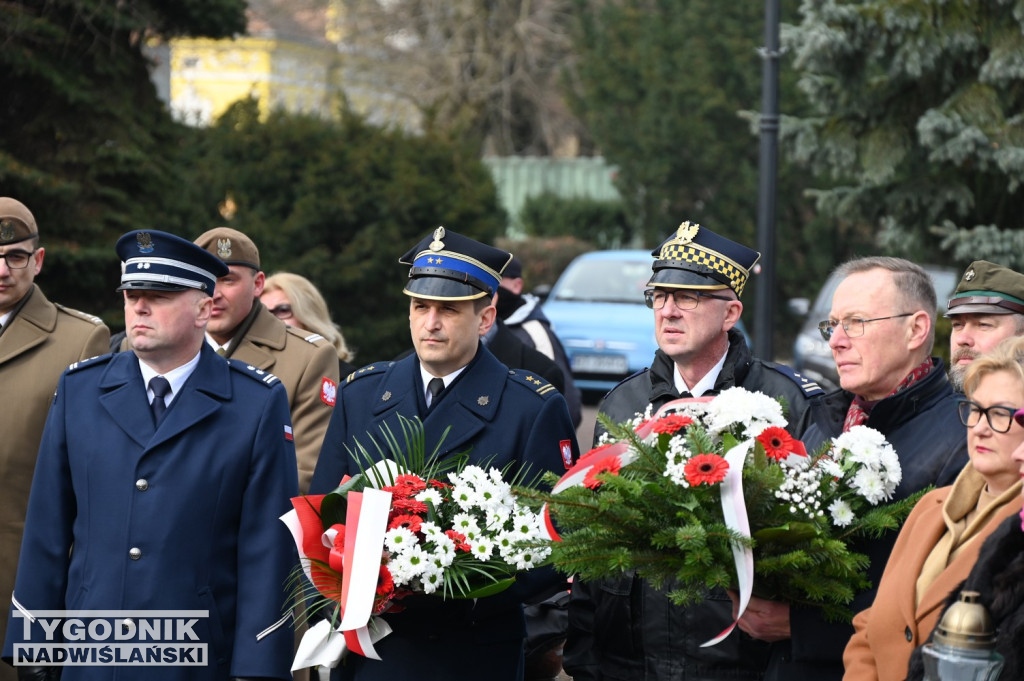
[262,272,357,376]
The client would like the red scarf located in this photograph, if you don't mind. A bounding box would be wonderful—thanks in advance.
[842,359,933,432]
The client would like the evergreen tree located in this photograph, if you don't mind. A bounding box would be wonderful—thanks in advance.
[0,0,246,322]
[179,99,507,361]
[783,0,1024,265]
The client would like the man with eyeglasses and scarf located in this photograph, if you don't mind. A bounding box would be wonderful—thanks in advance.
[0,198,110,680]
[740,256,968,681]
[564,222,824,681]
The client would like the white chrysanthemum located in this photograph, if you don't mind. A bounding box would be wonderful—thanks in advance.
[511,546,549,570]
[429,536,456,567]
[419,521,444,542]
[384,526,417,554]
[703,387,786,437]
[494,531,518,560]
[829,499,855,527]
[851,468,890,504]
[878,445,902,482]
[390,545,429,584]
[470,537,495,560]
[415,488,444,507]
[818,457,843,479]
[452,512,480,534]
[484,508,511,532]
[418,566,444,594]
[477,480,515,514]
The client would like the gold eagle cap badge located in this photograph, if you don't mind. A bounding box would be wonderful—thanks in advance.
[0,219,15,242]
[429,226,446,252]
[676,221,700,244]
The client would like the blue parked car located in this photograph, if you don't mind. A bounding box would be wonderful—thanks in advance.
[542,250,658,395]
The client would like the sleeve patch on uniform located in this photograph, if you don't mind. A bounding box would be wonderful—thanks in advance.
[321,377,337,406]
[560,440,574,469]
[284,425,294,441]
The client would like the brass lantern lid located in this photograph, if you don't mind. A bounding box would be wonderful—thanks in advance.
[933,591,997,651]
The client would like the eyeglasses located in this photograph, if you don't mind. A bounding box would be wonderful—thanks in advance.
[644,289,732,310]
[268,304,293,320]
[958,400,1019,433]
[817,313,914,341]
[0,249,35,269]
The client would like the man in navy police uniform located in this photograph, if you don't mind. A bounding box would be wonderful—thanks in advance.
[310,227,579,681]
[3,230,298,681]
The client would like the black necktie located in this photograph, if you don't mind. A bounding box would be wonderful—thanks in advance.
[427,377,445,407]
[150,376,171,425]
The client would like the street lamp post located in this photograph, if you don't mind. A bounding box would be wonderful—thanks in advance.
[754,0,781,360]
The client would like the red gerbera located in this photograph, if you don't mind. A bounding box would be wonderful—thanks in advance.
[756,426,807,461]
[383,474,428,499]
[651,414,694,435]
[683,453,729,486]
[376,564,395,596]
[583,456,622,489]
[388,514,423,533]
[391,497,429,515]
[445,530,472,552]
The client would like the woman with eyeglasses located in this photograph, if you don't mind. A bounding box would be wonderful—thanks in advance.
[841,336,1024,681]
[261,272,357,376]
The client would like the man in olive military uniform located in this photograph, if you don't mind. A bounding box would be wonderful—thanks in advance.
[310,227,579,681]
[946,260,1024,391]
[0,197,109,679]
[564,221,824,681]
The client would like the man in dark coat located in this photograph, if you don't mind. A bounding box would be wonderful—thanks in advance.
[309,227,579,681]
[739,256,969,681]
[3,230,298,681]
[563,221,824,681]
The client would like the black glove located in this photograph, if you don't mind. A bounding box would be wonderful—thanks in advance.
[17,667,60,681]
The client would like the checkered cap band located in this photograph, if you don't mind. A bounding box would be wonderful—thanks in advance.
[657,242,749,296]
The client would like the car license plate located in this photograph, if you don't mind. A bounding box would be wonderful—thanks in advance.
[572,354,628,374]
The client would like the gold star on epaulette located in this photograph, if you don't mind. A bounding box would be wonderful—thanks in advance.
[382,390,392,401]
[525,376,542,385]
[477,396,489,406]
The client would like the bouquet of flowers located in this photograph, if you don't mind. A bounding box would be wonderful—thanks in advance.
[529,387,924,633]
[280,416,550,669]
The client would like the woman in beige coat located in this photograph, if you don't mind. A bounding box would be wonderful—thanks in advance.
[842,336,1024,681]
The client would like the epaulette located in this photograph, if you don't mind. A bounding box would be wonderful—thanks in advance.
[507,369,559,397]
[227,359,281,389]
[55,303,104,326]
[346,362,392,384]
[284,326,329,346]
[66,354,112,373]
[765,363,826,397]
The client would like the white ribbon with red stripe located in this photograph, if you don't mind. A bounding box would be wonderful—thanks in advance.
[542,396,754,645]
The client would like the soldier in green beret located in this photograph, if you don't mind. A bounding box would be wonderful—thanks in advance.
[947,260,1024,391]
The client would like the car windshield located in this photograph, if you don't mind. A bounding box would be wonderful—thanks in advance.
[552,258,650,304]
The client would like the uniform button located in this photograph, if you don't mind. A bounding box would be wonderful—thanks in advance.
[905,626,913,642]
[129,547,142,560]
[135,479,149,491]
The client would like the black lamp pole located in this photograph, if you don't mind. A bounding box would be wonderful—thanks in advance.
[754,0,781,360]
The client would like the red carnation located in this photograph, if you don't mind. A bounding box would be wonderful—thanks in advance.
[683,453,729,486]
[583,456,622,490]
[756,427,807,462]
[651,414,694,435]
